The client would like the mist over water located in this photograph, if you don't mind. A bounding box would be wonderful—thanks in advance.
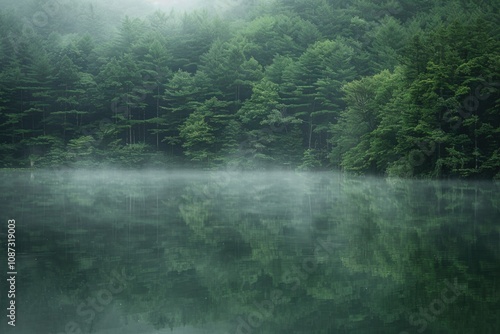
[0,0,498,332]
[0,170,499,333]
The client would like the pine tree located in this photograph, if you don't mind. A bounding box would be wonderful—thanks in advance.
[179,109,215,163]
[330,69,402,173]
[238,14,321,66]
[236,78,301,167]
[140,36,172,149]
[281,39,357,155]
[98,54,148,146]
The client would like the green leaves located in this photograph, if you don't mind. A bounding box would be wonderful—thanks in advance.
[330,69,403,173]
[179,110,215,162]
[0,0,498,174]
[238,79,282,125]
[237,14,321,66]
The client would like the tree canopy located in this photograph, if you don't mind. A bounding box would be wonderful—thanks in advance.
[0,0,499,178]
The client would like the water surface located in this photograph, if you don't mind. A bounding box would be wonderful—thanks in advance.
[0,170,499,334]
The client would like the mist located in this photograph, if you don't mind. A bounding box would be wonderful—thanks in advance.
[1,169,499,333]
[1,0,499,333]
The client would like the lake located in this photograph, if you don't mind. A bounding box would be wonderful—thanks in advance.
[0,170,499,334]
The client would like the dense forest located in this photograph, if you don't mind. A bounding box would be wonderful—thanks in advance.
[0,0,499,178]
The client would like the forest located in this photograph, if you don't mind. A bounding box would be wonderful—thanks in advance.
[0,0,499,178]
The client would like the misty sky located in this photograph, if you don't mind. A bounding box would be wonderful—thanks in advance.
[115,0,245,17]
[0,0,248,20]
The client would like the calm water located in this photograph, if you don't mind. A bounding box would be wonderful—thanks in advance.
[0,170,499,334]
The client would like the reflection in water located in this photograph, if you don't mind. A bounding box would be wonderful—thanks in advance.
[0,170,499,334]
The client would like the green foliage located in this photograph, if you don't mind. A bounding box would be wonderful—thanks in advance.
[331,69,404,173]
[179,109,216,163]
[237,14,322,66]
[0,0,498,177]
[297,148,323,171]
